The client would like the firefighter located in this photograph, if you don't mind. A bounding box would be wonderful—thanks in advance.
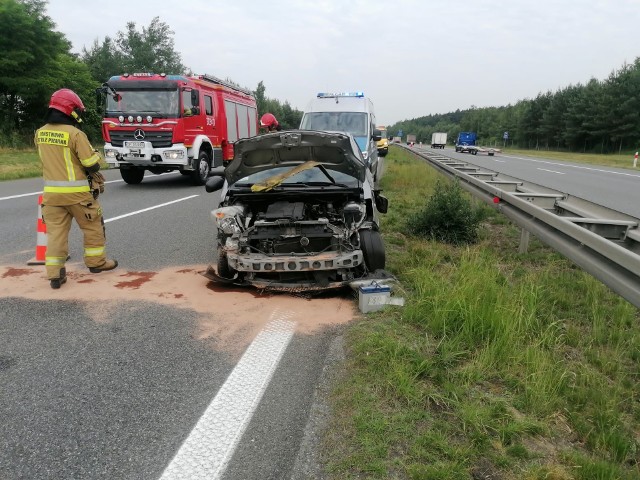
[259,113,282,132]
[35,88,118,289]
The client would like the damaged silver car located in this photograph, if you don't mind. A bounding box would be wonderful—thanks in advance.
[204,130,390,291]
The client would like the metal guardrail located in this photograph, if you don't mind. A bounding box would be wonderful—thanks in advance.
[397,145,640,308]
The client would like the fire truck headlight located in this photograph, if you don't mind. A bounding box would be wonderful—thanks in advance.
[104,149,118,159]
[146,116,153,123]
[164,150,184,160]
[136,116,143,123]
[127,116,134,123]
[118,115,125,123]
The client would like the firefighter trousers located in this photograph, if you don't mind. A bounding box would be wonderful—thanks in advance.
[42,201,109,279]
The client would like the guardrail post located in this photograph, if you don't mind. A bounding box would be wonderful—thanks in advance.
[519,228,530,253]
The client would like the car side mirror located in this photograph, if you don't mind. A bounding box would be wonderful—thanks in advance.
[375,193,388,214]
[205,176,224,193]
[373,129,382,142]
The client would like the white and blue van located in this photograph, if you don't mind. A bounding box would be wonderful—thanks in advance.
[300,92,382,185]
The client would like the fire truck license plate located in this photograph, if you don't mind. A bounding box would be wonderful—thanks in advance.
[125,141,145,148]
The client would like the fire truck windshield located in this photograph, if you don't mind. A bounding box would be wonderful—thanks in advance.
[106,89,179,117]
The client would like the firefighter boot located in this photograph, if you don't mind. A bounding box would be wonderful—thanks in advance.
[50,268,67,289]
[89,259,118,273]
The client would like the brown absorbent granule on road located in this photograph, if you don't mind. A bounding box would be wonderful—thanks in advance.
[0,264,356,352]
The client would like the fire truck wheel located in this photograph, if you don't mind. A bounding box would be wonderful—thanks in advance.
[191,151,211,185]
[120,168,145,184]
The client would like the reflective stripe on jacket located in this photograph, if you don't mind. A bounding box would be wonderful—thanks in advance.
[35,124,101,206]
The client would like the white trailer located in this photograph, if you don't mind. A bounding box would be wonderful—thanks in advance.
[431,132,447,149]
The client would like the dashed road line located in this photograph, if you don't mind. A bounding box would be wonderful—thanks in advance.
[159,312,296,480]
[104,195,199,223]
[537,168,565,175]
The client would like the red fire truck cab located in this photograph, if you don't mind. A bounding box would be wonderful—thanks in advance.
[99,73,258,185]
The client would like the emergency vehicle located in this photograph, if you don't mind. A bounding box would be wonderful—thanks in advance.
[98,73,258,185]
[299,92,382,186]
[376,126,389,157]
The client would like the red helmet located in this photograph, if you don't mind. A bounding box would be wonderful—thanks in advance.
[260,113,279,130]
[49,88,85,123]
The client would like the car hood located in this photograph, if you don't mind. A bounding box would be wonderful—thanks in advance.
[225,130,367,184]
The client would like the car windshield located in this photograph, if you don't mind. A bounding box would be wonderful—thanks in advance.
[235,165,359,187]
[106,89,179,117]
[300,112,368,137]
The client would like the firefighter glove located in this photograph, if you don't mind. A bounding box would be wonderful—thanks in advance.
[88,171,105,199]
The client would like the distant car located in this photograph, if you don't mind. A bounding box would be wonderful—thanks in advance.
[377,137,389,157]
[204,130,390,292]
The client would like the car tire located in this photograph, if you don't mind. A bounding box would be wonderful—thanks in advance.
[120,168,145,184]
[217,247,235,279]
[191,151,211,186]
[360,229,385,271]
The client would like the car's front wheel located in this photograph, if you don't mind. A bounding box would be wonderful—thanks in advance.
[216,247,236,279]
[360,229,385,271]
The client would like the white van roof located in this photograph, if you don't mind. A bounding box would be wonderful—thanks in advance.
[304,92,374,114]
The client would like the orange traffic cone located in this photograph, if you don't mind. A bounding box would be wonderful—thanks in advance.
[27,195,47,265]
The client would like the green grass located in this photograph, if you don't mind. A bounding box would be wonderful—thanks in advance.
[0,149,42,180]
[0,148,110,181]
[324,147,640,479]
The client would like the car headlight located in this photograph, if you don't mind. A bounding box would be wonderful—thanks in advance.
[104,149,118,159]
[218,217,241,234]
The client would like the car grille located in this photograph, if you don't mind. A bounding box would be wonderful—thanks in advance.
[109,130,173,148]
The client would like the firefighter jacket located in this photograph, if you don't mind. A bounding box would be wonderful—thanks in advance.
[35,123,101,206]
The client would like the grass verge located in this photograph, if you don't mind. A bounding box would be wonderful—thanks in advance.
[324,147,640,479]
[0,149,42,180]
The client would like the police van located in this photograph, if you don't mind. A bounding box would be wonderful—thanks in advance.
[299,92,382,185]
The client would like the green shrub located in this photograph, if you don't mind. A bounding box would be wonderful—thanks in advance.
[407,178,484,245]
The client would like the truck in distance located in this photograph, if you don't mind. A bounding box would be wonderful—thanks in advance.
[431,132,447,149]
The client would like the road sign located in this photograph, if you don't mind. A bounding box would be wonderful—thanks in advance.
[398,129,403,137]
[503,131,509,140]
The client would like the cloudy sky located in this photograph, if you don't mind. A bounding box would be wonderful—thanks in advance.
[46,0,640,125]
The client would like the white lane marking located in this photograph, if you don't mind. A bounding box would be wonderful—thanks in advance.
[104,195,199,223]
[537,168,566,175]
[500,155,640,178]
[159,313,296,480]
[493,159,506,163]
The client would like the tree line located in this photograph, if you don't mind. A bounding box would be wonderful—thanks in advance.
[0,0,302,148]
[387,58,640,154]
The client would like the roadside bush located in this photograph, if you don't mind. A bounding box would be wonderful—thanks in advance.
[407,178,484,245]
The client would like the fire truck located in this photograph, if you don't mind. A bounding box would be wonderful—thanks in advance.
[98,73,258,185]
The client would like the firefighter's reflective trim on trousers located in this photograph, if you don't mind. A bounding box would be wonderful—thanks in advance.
[43,179,90,193]
[84,246,105,257]
[80,152,100,168]
[64,148,76,181]
[45,256,65,266]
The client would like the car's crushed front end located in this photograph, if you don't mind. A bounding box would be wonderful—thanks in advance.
[205,130,391,292]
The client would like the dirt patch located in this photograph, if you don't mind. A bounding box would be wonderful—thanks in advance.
[0,263,356,352]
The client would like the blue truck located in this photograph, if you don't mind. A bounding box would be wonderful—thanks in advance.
[455,132,477,153]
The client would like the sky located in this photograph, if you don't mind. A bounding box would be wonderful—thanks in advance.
[46,0,640,126]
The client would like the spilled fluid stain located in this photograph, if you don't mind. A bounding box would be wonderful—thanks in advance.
[115,271,157,289]
[2,267,38,278]
[0,263,357,352]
